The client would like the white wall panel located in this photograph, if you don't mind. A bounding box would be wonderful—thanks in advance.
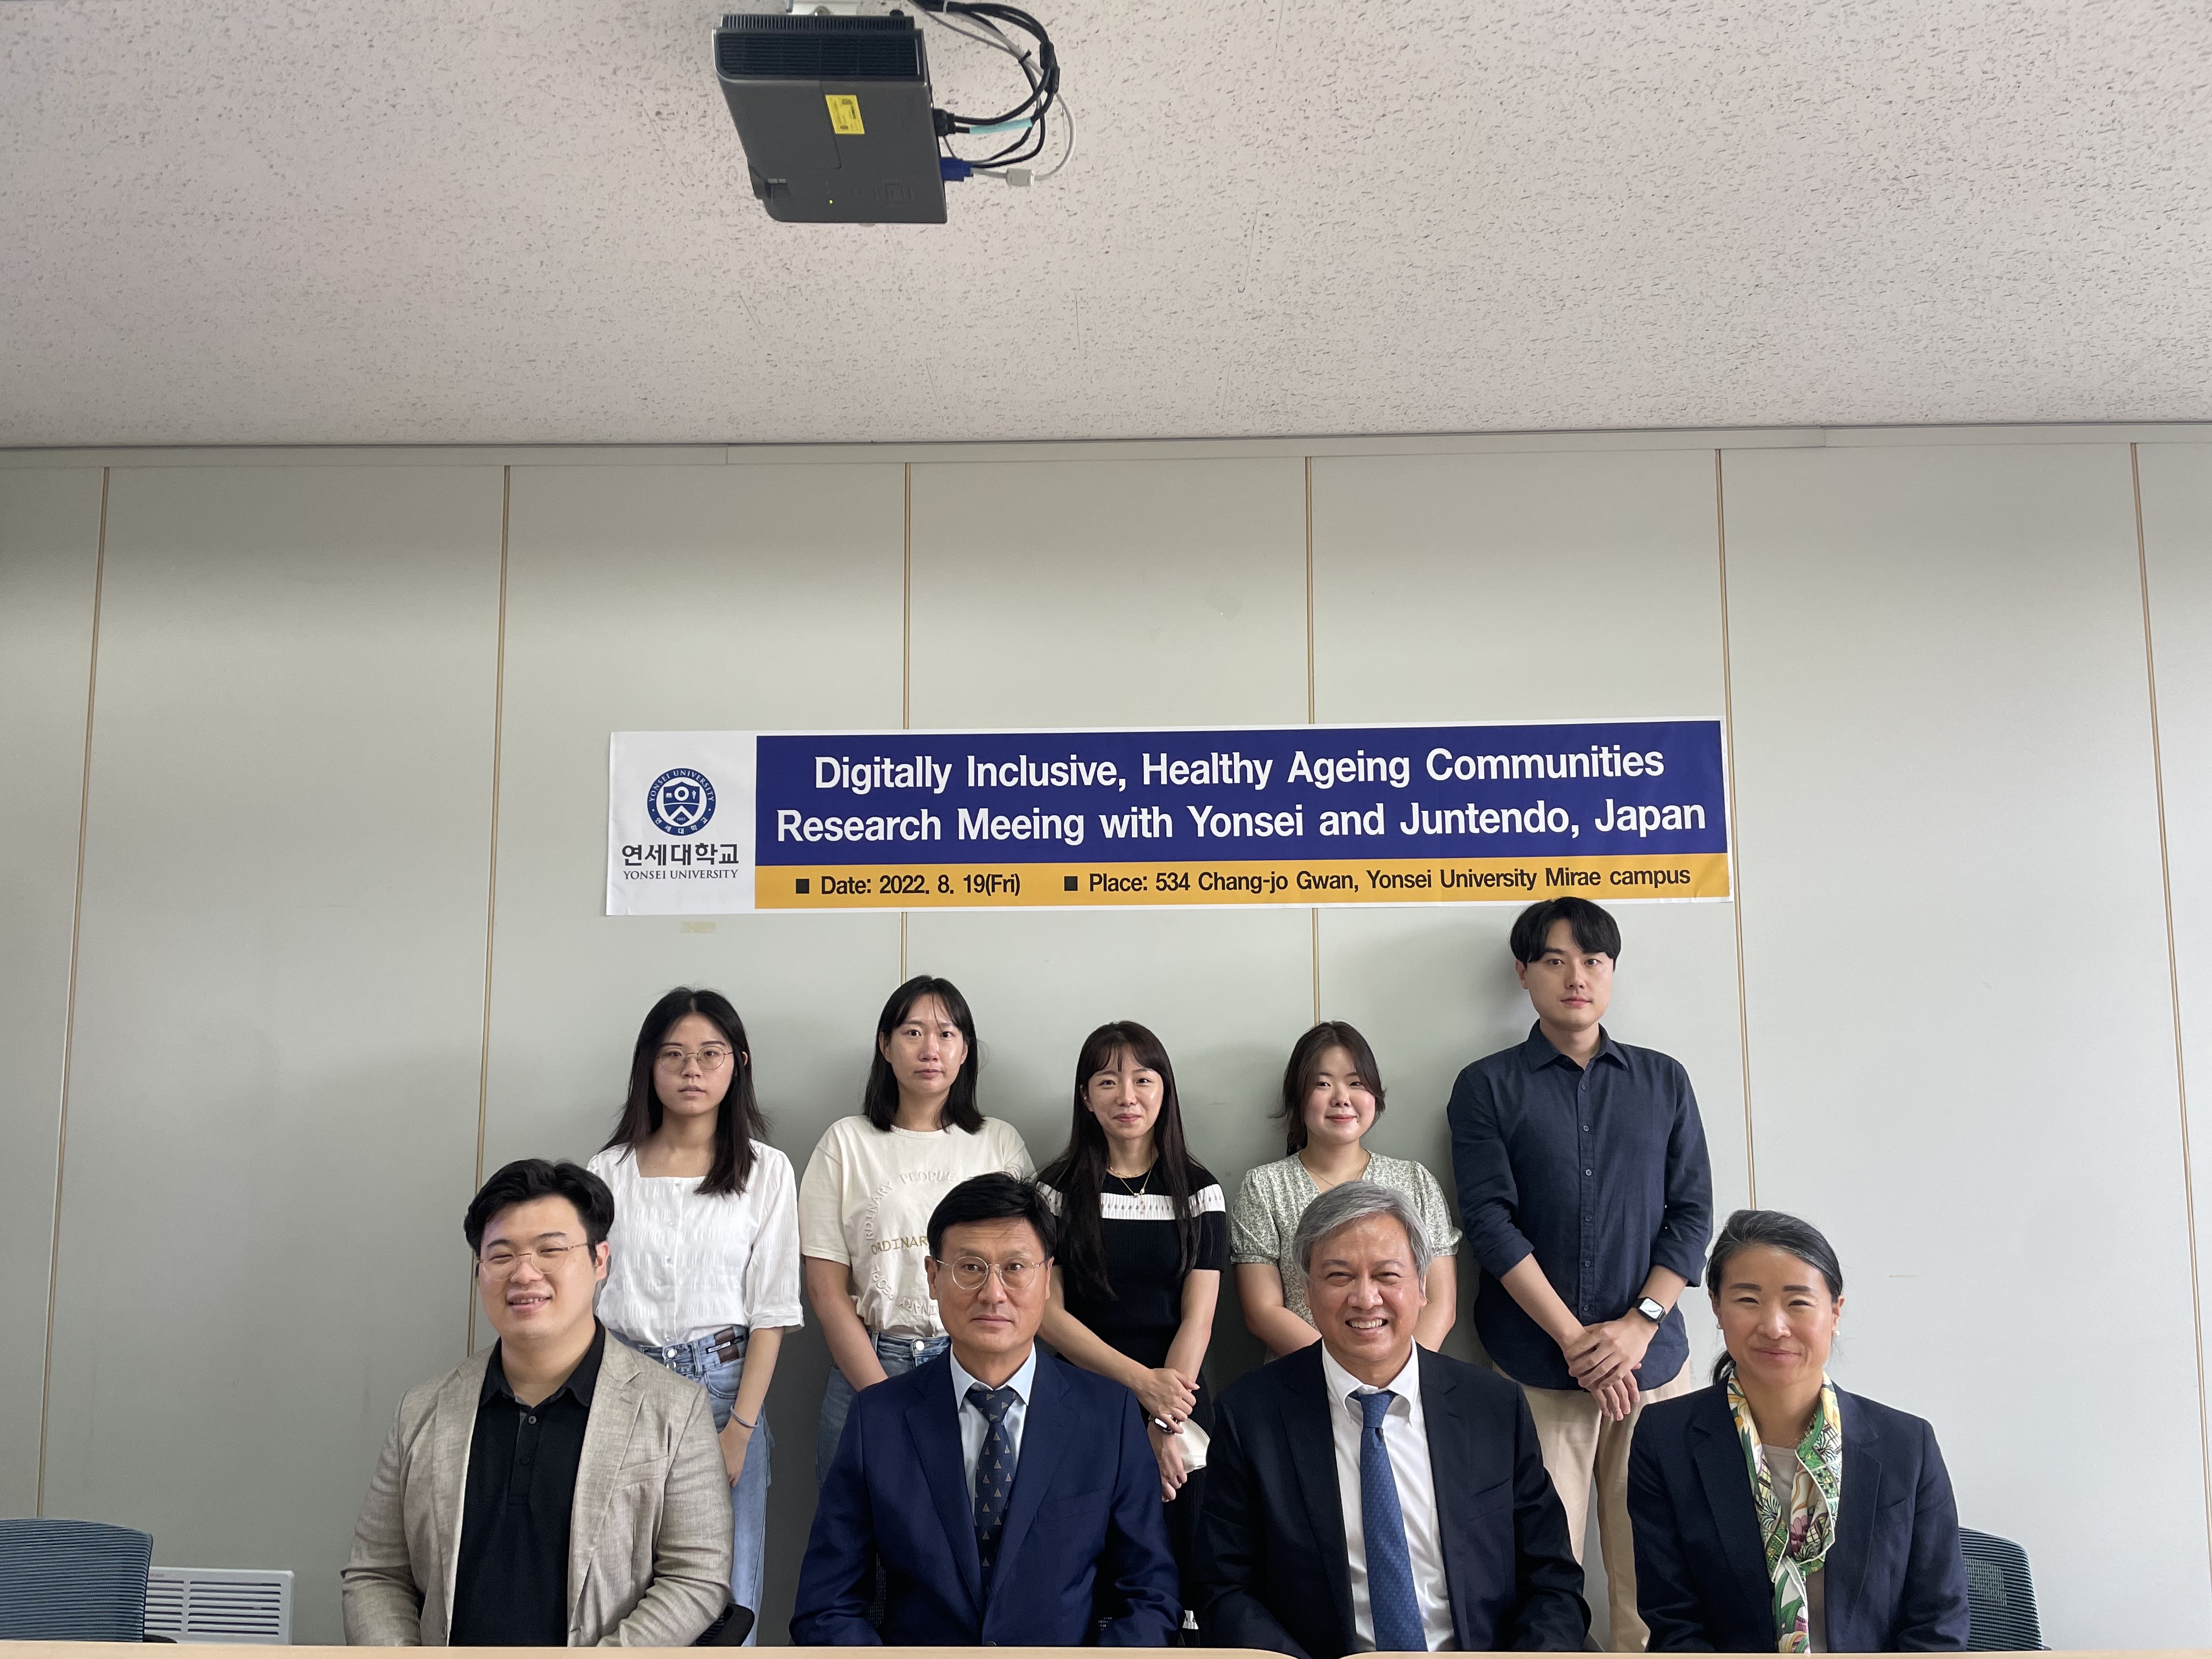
[909,458,1310,729]
[0,467,104,1514]
[481,463,906,1642]
[1724,443,2205,1647]
[1309,450,1745,1634]
[2138,443,2212,1502]
[1309,449,1749,1354]
[40,466,504,1642]
[908,455,1312,1383]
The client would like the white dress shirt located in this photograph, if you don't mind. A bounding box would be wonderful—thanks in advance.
[1319,1344,1458,1652]
[949,1345,1039,1510]
[588,1143,804,1347]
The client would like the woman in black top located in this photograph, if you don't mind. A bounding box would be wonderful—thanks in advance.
[1039,1020,1228,1608]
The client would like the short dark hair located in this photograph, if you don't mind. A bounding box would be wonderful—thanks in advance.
[464,1158,616,1255]
[861,975,984,1134]
[925,1173,1058,1261]
[1705,1208,1845,1384]
[1509,897,1622,964]
[1277,1021,1386,1155]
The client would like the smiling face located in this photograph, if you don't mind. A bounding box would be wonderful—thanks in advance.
[1515,917,1615,1040]
[1713,1243,1844,1396]
[926,1216,1049,1381]
[654,1011,739,1126]
[476,1193,608,1350]
[879,994,969,1113]
[1306,1213,1426,1383]
[1300,1045,1378,1151]
[1084,1046,1163,1152]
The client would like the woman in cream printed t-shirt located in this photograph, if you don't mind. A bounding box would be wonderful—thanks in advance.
[799,974,1032,1481]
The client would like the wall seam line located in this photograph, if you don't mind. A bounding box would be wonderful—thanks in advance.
[465,465,512,1359]
[1306,455,1319,1024]
[1713,450,1756,1208]
[901,462,911,983]
[2132,441,2212,1591]
[36,464,108,1514]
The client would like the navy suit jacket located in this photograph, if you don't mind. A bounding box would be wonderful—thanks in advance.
[1193,1344,1588,1657]
[1627,1382,1970,1652]
[790,1349,1181,1647]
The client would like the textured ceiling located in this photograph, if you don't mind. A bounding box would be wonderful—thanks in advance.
[3,0,2210,447]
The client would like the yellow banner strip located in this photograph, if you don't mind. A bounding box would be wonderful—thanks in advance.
[755,853,1731,909]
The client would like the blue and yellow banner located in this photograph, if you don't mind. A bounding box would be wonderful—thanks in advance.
[606,719,1730,915]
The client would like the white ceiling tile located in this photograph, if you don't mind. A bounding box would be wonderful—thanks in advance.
[3,0,2208,444]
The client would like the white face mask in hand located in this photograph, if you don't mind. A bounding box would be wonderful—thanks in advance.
[1171,1420,1209,1470]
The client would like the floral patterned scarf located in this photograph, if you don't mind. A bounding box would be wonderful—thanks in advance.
[1726,1373,1843,1654]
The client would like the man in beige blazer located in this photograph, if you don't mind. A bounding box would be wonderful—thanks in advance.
[343,1159,732,1646]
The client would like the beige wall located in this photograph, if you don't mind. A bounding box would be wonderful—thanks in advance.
[3,427,2208,1646]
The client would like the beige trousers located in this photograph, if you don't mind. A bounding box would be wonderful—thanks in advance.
[1519,1361,1700,1652]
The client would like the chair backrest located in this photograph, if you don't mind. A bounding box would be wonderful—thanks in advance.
[695,1600,756,1646]
[1959,1526,2044,1651]
[0,1517,156,1641]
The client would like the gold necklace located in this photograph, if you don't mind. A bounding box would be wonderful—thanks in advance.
[1300,1147,1370,1192]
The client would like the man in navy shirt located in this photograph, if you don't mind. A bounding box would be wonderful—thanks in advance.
[1447,897,1712,1652]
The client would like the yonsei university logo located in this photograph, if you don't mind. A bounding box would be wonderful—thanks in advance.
[646,768,717,837]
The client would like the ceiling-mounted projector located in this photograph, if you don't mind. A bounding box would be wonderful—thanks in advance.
[715,13,947,223]
[716,2,1063,225]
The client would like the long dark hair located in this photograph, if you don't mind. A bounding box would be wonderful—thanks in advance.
[1276,1020,1387,1154]
[1037,1021,1202,1302]
[860,975,984,1133]
[1705,1208,1845,1384]
[599,987,766,1197]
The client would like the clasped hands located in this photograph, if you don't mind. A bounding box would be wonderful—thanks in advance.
[1137,1366,1201,1502]
[1561,1313,1655,1423]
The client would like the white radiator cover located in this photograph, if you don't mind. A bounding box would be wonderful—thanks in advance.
[145,1566,292,1644]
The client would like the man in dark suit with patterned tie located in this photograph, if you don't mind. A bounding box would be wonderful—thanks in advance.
[792,1173,1181,1646]
[1194,1182,1588,1656]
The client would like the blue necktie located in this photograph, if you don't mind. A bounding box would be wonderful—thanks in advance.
[967,1384,1019,1585]
[1358,1389,1427,1653]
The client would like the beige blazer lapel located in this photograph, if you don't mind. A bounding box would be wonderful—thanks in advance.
[566,1340,650,1639]
[425,1351,492,1642]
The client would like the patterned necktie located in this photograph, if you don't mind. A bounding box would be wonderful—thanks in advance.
[967,1384,1020,1584]
[1358,1389,1427,1653]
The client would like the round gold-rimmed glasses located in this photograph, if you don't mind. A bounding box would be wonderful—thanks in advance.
[941,1256,1042,1293]
[478,1242,591,1278]
[656,1045,735,1073]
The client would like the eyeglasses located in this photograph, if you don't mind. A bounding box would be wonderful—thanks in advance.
[479,1242,591,1277]
[656,1045,735,1073]
[942,1256,1042,1293]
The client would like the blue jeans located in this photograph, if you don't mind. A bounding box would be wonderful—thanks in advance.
[617,1329,771,1645]
[816,1331,949,1483]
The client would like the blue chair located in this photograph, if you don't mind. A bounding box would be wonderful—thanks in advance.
[1959,1527,2043,1651]
[0,1517,155,1641]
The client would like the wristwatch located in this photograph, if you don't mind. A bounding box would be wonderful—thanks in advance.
[1633,1296,1667,1325]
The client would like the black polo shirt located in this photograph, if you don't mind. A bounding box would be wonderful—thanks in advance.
[1447,1024,1713,1392]
[449,1323,606,1646]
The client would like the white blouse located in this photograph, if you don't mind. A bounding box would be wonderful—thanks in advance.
[588,1143,805,1348]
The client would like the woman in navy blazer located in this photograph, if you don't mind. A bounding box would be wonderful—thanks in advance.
[1627,1210,1969,1652]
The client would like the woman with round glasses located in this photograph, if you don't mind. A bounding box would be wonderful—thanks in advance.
[588,986,800,1641]
[799,975,1032,1482]
[1036,1021,1227,1611]
[1627,1210,1969,1652]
